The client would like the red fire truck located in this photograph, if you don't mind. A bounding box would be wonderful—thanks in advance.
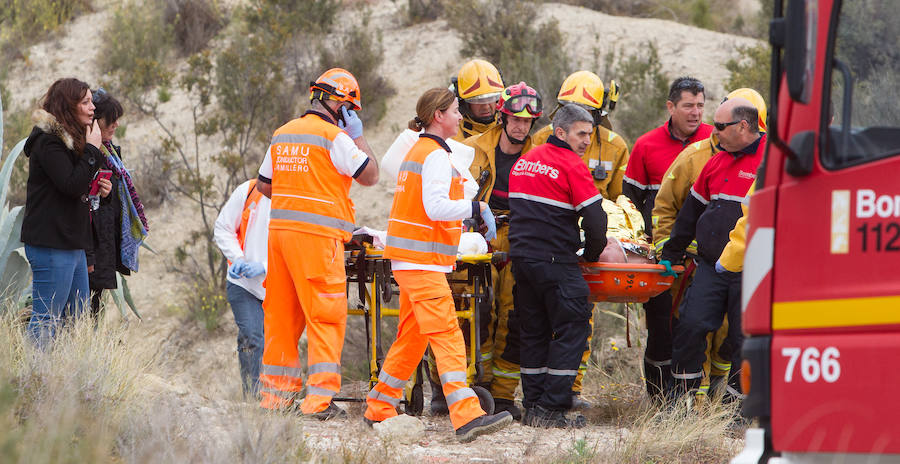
[733,1,900,463]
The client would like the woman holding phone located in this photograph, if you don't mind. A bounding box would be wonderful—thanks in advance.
[87,89,149,320]
[21,78,109,344]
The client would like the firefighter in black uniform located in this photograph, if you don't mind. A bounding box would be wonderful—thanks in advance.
[508,104,608,428]
[660,98,765,403]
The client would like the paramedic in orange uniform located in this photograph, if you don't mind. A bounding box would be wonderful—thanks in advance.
[255,68,379,419]
[363,88,513,442]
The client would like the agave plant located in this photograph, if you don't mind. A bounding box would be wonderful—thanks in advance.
[0,95,30,308]
[0,95,141,319]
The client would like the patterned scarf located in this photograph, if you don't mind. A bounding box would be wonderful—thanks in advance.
[100,142,149,272]
[102,140,150,231]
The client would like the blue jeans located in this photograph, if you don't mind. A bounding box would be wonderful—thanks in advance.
[226,282,264,397]
[25,245,89,346]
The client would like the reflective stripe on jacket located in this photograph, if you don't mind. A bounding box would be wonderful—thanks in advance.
[384,136,464,266]
[269,113,355,240]
[463,124,534,205]
[652,135,719,254]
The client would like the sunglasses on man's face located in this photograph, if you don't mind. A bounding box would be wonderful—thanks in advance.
[714,119,743,131]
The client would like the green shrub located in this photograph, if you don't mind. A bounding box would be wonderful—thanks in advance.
[319,16,397,126]
[601,42,670,144]
[164,0,226,56]
[98,0,174,98]
[445,0,570,127]
[404,0,443,24]
[0,0,93,60]
[725,44,771,104]
[0,77,31,207]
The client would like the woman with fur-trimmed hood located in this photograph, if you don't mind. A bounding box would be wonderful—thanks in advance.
[21,77,110,345]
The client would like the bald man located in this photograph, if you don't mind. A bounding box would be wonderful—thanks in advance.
[659,98,765,403]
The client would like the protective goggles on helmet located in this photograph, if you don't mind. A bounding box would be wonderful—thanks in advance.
[501,94,542,117]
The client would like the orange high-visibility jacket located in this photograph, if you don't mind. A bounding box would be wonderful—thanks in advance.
[385,136,465,266]
[269,114,356,241]
[236,179,263,251]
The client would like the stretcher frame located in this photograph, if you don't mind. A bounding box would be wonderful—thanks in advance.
[342,243,496,416]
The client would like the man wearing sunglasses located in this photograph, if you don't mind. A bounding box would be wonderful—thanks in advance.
[650,88,767,403]
[660,97,765,404]
[459,82,543,421]
[621,77,712,404]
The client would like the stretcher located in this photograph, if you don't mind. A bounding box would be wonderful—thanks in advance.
[342,236,498,415]
[579,262,685,303]
[580,261,685,347]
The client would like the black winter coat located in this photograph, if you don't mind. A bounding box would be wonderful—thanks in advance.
[21,110,100,251]
[89,143,130,290]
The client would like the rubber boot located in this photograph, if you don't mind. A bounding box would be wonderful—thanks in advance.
[644,359,673,403]
[708,374,726,399]
[428,373,449,415]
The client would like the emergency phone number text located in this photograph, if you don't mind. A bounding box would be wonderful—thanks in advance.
[856,221,900,252]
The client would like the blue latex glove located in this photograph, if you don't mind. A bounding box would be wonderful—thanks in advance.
[658,259,677,277]
[338,106,363,139]
[228,259,247,279]
[242,261,266,278]
[480,205,497,242]
[715,260,726,274]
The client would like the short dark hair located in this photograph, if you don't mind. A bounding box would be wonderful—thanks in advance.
[553,103,593,133]
[732,105,759,132]
[92,88,124,126]
[667,76,705,104]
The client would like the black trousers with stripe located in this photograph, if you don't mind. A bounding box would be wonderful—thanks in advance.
[513,258,592,411]
[671,260,743,394]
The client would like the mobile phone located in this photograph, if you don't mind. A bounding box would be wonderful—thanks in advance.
[89,169,113,196]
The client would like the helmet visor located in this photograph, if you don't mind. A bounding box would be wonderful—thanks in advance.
[466,92,501,105]
[503,94,542,116]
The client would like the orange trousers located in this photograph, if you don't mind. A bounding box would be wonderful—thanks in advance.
[364,269,485,430]
[259,230,347,414]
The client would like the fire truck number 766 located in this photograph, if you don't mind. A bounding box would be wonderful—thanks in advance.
[781,347,841,383]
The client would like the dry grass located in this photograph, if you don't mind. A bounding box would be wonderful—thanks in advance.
[557,302,744,463]
[0,301,414,463]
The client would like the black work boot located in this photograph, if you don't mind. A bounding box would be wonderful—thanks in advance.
[429,375,449,415]
[667,375,702,411]
[493,398,522,421]
[309,401,348,421]
[522,404,586,429]
[570,393,592,410]
[455,411,513,443]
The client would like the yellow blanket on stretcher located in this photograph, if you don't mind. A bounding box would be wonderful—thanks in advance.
[601,196,653,260]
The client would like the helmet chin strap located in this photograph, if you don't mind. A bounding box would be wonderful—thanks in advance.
[318,99,345,126]
[501,114,533,146]
[460,100,495,125]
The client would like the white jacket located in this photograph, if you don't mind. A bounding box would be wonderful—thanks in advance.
[213,180,271,300]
